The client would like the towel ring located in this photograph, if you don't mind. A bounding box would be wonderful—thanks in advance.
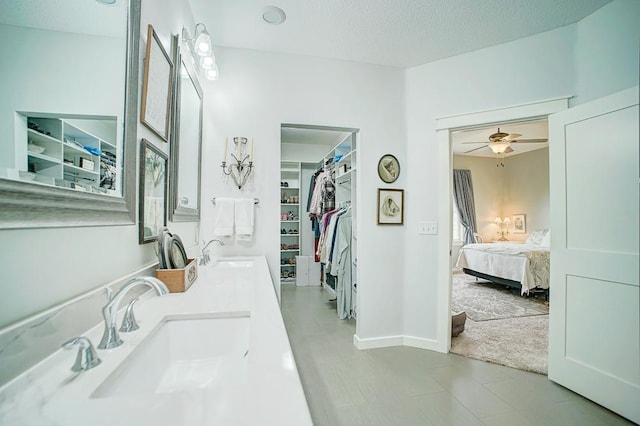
[211,197,259,205]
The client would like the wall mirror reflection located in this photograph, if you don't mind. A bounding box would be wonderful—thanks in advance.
[0,0,140,228]
[169,38,203,222]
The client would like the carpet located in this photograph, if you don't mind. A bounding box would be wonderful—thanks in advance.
[450,272,549,374]
[451,315,549,374]
[451,273,548,322]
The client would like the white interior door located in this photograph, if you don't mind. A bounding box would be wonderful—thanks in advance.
[548,86,639,423]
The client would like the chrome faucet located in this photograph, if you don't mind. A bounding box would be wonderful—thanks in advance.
[97,277,169,349]
[62,336,101,372]
[200,239,224,266]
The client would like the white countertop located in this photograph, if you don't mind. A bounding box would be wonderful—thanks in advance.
[0,256,312,425]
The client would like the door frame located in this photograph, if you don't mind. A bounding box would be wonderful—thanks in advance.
[434,97,569,352]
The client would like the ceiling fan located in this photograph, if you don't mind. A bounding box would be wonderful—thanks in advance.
[462,128,548,166]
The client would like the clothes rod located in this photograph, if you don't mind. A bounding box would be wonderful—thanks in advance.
[211,197,260,205]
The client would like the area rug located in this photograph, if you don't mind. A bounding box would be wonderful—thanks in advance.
[451,272,549,374]
[451,273,548,322]
[451,315,549,374]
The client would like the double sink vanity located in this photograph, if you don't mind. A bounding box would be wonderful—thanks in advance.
[0,257,312,425]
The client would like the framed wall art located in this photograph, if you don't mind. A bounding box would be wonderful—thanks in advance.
[377,188,404,225]
[140,24,174,142]
[513,214,526,234]
[377,154,400,183]
[139,139,168,244]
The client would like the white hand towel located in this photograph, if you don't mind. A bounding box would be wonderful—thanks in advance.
[235,198,255,241]
[213,198,235,238]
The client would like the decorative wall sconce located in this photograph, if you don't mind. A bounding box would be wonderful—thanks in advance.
[222,137,254,189]
[494,216,511,241]
[182,23,219,81]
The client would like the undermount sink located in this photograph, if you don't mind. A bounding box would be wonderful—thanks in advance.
[215,259,254,268]
[92,312,250,398]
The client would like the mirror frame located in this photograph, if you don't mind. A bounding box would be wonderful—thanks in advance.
[0,0,141,229]
[168,35,203,222]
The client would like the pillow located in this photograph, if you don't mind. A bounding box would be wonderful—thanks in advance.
[540,230,551,246]
[526,229,548,245]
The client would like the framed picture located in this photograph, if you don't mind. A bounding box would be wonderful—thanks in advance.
[377,188,404,225]
[140,24,174,142]
[513,214,526,234]
[377,154,400,183]
[139,139,168,244]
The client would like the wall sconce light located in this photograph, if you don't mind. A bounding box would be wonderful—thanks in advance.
[222,137,254,189]
[494,216,511,241]
[182,23,219,80]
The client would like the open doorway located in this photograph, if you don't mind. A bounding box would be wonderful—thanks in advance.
[279,123,360,325]
[433,97,569,367]
[448,119,551,374]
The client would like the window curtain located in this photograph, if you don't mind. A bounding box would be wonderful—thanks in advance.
[453,169,478,245]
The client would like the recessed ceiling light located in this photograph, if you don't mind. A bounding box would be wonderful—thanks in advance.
[96,0,117,4]
[262,6,286,25]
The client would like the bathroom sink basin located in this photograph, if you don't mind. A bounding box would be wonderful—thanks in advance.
[92,312,250,398]
[215,259,254,268]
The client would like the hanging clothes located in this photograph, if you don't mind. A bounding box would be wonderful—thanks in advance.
[334,209,352,319]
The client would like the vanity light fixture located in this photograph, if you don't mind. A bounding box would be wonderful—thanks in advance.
[182,23,219,80]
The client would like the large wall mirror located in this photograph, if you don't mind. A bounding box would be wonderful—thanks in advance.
[169,37,203,222]
[0,0,140,228]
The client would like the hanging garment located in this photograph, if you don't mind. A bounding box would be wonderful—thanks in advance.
[335,211,353,319]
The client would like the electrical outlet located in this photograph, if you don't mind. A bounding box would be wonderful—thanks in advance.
[418,221,438,235]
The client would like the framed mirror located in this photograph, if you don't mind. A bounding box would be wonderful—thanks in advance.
[168,36,203,222]
[0,0,141,228]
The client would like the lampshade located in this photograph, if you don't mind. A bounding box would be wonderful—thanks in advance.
[494,217,502,224]
[193,24,212,56]
[489,140,510,154]
[503,217,511,225]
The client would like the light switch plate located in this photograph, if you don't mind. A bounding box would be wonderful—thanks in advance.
[418,221,438,235]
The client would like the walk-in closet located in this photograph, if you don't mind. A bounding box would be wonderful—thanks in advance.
[280,124,359,320]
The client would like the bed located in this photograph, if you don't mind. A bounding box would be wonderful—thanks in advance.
[455,229,550,297]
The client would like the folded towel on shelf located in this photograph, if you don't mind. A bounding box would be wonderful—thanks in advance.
[213,198,235,238]
[235,198,255,241]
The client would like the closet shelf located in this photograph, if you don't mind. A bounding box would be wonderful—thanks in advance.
[281,203,299,206]
[280,220,299,223]
[280,249,300,253]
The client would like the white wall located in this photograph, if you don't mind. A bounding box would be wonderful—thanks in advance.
[201,48,407,339]
[282,142,332,163]
[0,0,199,329]
[403,26,575,341]
[572,0,640,106]
[403,0,638,345]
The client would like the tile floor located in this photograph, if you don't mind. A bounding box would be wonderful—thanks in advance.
[281,285,633,426]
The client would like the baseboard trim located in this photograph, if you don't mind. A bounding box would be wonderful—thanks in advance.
[353,334,404,349]
[403,335,442,352]
[353,334,444,352]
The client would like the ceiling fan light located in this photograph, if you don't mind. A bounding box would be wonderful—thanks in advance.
[489,140,510,154]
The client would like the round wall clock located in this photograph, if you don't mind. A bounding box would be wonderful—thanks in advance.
[377,154,400,183]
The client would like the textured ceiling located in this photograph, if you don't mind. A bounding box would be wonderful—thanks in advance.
[0,0,125,37]
[188,0,612,68]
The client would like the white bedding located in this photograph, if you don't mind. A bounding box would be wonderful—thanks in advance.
[455,242,550,295]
